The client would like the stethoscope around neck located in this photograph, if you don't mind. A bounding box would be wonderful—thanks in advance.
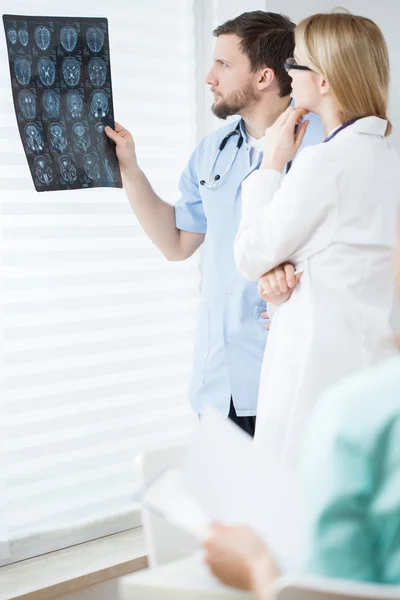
[199,118,358,189]
[200,122,244,188]
[200,120,294,189]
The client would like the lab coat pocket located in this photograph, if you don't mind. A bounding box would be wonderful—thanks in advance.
[252,304,269,349]
[193,302,211,384]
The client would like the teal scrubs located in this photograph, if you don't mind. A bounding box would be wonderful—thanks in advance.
[302,354,400,584]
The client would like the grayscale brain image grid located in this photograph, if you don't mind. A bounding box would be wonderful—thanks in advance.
[3,15,122,192]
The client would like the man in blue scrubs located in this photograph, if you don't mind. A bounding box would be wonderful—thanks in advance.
[106,11,324,436]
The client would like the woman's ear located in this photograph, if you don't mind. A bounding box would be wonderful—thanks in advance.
[320,76,330,96]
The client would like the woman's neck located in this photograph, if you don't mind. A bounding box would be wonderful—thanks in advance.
[318,106,344,138]
[323,116,344,138]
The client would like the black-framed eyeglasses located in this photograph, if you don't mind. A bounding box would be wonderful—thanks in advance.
[284,57,313,72]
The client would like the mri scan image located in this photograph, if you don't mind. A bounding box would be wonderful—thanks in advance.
[14,57,31,85]
[90,90,108,118]
[88,58,107,87]
[3,14,121,191]
[95,122,106,145]
[18,90,36,119]
[42,90,60,119]
[95,122,105,135]
[72,123,91,152]
[59,155,77,183]
[86,26,104,53]
[60,26,78,52]
[49,123,67,152]
[66,90,84,119]
[18,28,29,46]
[7,28,17,44]
[83,154,101,180]
[104,157,119,183]
[38,57,56,86]
[34,156,53,184]
[34,25,51,51]
[25,124,44,152]
[62,57,81,87]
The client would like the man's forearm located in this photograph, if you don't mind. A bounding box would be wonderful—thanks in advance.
[122,166,183,260]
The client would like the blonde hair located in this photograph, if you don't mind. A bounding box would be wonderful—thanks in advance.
[295,12,392,136]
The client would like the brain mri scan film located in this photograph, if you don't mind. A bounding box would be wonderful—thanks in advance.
[86,26,104,53]
[38,57,56,86]
[14,56,32,85]
[18,90,36,119]
[3,14,121,191]
[18,28,29,46]
[34,155,53,184]
[72,122,91,152]
[66,90,84,119]
[90,90,108,118]
[34,25,51,50]
[59,155,77,183]
[104,157,120,183]
[25,123,44,152]
[49,123,68,152]
[88,57,107,87]
[42,90,60,119]
[62,57,81,87]
[83,153,101,180]
[95,122,105,134]
[95,121,106,146]
[7,28,17,44]
[60,25,78,51]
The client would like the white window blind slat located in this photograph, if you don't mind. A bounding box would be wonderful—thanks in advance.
[3,300,198,326]
[3,298,198,331]
[1,0,199,565]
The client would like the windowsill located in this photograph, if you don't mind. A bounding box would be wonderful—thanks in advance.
[0,528,147,600]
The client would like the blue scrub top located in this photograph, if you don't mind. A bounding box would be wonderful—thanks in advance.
[175,113,324,416]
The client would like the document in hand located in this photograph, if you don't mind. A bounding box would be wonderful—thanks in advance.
[143,409,304,572]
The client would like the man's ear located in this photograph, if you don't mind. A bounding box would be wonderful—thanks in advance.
[257,67,275,90]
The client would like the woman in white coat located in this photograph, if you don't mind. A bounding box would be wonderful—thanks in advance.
[234,11,400,466]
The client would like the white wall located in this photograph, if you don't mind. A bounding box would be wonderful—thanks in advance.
[266,0,400,152]
[214,0,267,23]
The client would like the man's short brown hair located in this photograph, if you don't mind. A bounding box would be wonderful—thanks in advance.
[213,11,295,97]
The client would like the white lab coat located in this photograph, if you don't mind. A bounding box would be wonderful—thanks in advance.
[235,116,400,466]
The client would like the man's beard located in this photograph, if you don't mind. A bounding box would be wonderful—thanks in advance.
[211,83,259,120]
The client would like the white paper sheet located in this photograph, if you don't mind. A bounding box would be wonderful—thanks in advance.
[142,409,304,572]
[142,467,209,539]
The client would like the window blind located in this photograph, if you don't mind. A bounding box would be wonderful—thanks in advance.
[0,0,199,564]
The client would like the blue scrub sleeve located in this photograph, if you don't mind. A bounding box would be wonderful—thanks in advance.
[175,142,207,234]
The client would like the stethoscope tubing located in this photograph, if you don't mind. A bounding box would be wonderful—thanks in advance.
[200,120,302,188]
